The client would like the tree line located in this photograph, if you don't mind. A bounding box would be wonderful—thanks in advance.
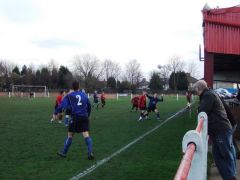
[0,54,199,93]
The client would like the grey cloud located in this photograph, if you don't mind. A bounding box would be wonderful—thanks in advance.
[33,38,83,48]
[0,0,40,23]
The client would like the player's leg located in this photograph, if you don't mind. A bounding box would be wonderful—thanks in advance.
[134,105,137,112]
[96,102,100,109]
[50,113,55,122]
[82,131,94,160]
[155,108,160,120]
[131,104,135,111]
[50,106,57,122]
[51,104,59,122]
[187,97,190,108]
[101,100,105,108]
[58,112,63,123]
[144,109,150,119]
[64,109,71,127]
[58,132,74,157]
[138,109,145,121]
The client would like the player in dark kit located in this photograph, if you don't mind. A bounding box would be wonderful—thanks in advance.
[139,93,163,121]
[56,81,94,160]
[131,96,139,112]
[186,90,192,108]
[92,90,100,109]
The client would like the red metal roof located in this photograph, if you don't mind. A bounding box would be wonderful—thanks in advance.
[202,6,240,55]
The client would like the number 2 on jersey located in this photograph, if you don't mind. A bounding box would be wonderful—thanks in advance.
[76,95,82,106]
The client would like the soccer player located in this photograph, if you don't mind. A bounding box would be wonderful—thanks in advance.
[92,90,100,109]
[139,93,163,121]
[100,91,106,108]
[138,91,147,121]
[57,81,94,160]
[50,90,65,123]
[186,90,192,108]
[131,96,139,112]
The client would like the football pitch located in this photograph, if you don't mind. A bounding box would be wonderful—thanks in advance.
[0,96,197,180]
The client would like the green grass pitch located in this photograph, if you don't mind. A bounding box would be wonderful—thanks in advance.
[0,96,197,180]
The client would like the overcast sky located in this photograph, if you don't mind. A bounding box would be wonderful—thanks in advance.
[0,0,238,78]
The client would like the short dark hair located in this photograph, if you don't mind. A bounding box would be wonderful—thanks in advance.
[72,81,80,91]
[60,90,64,94]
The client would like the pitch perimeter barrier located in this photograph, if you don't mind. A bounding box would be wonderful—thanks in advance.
[174,112,208,180]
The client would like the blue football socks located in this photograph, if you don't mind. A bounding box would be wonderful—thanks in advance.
[85,137,93,155]
[62,137,72,154]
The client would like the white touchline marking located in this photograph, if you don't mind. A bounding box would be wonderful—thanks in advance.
[70,106,189,180]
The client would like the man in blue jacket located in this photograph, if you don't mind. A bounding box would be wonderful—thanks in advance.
[56,81,94,160]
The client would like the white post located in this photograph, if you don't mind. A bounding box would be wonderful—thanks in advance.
[12,85,14,97]
[8,92,11,98]
[117,93,119,101]
[131,93,133,99]
[88,93,90,98]
[21,92,23,97]
[44,86,47,97]
[47,91,50,98]
[181,112,208,180]
[177,94,179,101]
[198,112,208,180]
[34,92,36,98]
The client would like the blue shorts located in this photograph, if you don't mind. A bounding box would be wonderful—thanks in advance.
[65,109,71,115]
[68,116,89,133]
[147,106,157,112]
[54,106,62,115]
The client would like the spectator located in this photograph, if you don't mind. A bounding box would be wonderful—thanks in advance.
[193,80,237,180]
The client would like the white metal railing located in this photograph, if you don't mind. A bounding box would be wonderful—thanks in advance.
[174,112,208,180]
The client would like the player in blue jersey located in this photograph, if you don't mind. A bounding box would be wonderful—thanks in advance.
[92,90,100,109]
[141,93,163,121]
[56,81,94,160]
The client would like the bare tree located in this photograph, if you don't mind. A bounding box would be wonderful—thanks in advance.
[168,55,185,73]
[102,59,121,86]
[186,61,200,79]
[0,60,14,77]
[74,54,103,79]
[73,54,103,91]
[0,60,14,90]
[48,59,59,74]
[157,64,171,88]
[167,55,185,91]
[125,59,143,87]
[0,61,5,77]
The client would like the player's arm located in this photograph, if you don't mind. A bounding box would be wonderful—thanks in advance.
[146,94,152,99]
[56,96,70,114]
